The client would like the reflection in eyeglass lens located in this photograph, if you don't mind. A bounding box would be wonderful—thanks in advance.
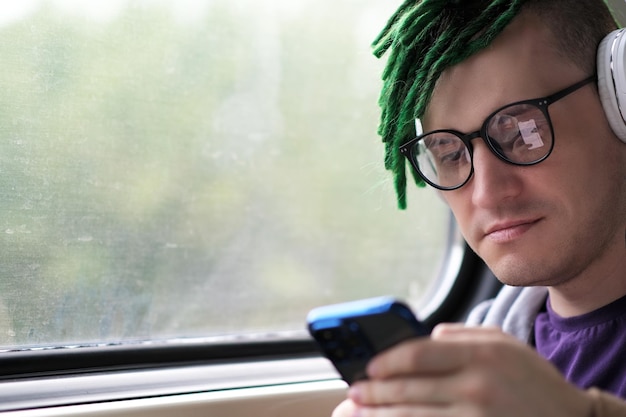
[518,119,544,149]
[487,105,550,162]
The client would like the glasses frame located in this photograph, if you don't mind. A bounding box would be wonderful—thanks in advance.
[399,75,596,191]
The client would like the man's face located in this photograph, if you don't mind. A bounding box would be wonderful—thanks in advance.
[423,13,626,290]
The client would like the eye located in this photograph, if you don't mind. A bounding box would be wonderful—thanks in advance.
[439,148,466,164]
[424,135,469,167]
[488,114,521,145]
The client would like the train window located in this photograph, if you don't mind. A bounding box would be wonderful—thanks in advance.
[0,0,452,352]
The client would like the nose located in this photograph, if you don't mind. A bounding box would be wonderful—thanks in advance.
[469,140,523,208]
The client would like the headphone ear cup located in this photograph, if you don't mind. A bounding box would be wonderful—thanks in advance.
[597,29,626,143]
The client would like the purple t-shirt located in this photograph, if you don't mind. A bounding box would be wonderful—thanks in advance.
[534,293,626,398]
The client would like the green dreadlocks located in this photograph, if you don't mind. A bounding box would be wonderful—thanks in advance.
[373,0,527,209]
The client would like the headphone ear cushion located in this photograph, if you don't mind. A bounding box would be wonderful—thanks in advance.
[597,29,626,143]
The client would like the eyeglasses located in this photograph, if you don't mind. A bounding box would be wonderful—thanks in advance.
[399,75,595,191]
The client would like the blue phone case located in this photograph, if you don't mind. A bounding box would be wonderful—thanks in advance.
[307,296,430,384]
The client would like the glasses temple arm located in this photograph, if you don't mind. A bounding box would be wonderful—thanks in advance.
[545,75,596,104]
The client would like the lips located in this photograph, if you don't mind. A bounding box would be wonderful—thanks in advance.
[484,218,542,243]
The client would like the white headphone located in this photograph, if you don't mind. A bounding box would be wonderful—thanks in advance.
[597,28,626,143]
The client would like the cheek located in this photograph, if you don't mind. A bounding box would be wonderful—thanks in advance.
[550,89,620,161]
[552,125,619,189]
[549,93,622,182]
[440,192,474,239]
[543,111,625,239]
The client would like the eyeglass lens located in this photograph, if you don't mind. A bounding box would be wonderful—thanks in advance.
[413,103,552,189]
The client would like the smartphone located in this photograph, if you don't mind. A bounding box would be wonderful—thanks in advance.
[307,296,430,384]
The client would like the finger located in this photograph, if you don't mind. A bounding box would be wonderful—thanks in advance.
[430,323,466,339]
[350,377,452,406]
[353,404,449,417]
[432,324,520,344]
[366,339,471,379]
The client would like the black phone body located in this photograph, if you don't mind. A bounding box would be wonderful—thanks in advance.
[307,296,430,384]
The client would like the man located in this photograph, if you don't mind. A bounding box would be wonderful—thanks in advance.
[333,0,626,415]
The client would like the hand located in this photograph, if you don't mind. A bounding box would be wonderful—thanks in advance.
[333,324,593,417]
[332,399,357,417]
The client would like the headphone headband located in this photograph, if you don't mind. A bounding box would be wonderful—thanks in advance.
[597,28,626,143]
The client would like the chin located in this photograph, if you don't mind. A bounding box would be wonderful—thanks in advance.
[487,254,555,287]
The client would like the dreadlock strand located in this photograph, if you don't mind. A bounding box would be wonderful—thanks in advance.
[373,0,449,57]
[381,13,453,164]
[413,27,459,106]
[379,48,420,139]
[396,5,447,49]
[470,0,526,49]
[377,2,448,125]
[380,9,443,82]
[377,9,448,184]
[381,26,463,196]
[384,25,459,174]
[372,0,419,55]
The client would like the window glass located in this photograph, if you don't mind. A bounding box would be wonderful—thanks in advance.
[0,0,449,349]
